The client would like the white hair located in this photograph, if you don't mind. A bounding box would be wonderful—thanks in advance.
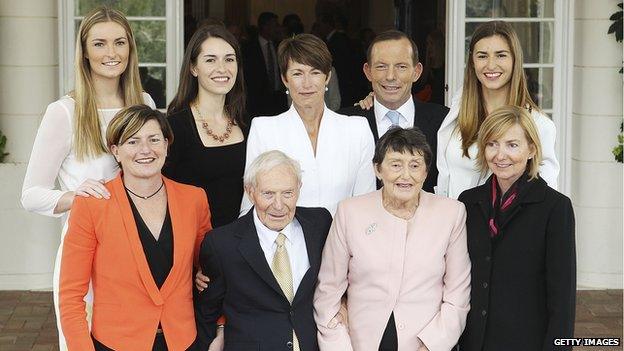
[243,150,302,188]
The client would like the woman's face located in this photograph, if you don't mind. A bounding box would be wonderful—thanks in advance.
[472,35,514,94]
[192,37,238,97]
[282,60,329,109]
[484,123,535,186]
[85,21,130,82]
[375,149,428,203]
[110,119,168,182]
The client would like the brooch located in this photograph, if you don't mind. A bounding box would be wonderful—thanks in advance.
[366,223,377,235]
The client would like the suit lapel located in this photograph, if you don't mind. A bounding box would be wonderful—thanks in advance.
[292,210,322,306]
[237,211,288,301]
[362,108,380,141]
[110,175,164,306]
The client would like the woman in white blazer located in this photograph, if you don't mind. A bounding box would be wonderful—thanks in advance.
[436,21,559,199]
[241,34,376,215]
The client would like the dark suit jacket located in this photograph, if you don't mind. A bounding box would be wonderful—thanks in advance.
[327,31,358,107]
[195,207,332,351]
[339,100,448,192]
[457,176,576,351]
[242,37,287,120]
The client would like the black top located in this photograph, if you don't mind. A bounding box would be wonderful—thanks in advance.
[127,193,173,289]
[163,108,246,228]
[457,176,576,351]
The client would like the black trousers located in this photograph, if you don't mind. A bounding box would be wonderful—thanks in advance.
[92,334,198,351]
[378,312,398,351]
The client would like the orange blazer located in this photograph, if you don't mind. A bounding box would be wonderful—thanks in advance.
[59,174,211,351]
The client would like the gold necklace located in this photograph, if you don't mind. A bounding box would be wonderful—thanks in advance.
[193,103,233,143]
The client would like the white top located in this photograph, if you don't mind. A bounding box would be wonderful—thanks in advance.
[253,209,309,293]
[373,96,415,137]
[242,104,376,215]
[21,93,156,218]
[436,90,559,199]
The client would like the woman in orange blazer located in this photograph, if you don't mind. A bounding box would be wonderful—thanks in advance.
[59,105,211,351]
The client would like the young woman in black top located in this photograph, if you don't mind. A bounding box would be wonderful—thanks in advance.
[164,25,247,228]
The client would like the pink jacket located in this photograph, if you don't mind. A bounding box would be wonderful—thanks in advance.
[314,190,471,351]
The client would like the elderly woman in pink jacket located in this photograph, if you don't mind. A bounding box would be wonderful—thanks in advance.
[314,127,471,351]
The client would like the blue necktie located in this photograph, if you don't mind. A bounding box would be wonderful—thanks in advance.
[386,110,401,127]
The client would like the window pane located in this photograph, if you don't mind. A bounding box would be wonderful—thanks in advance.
[139,66,167,109]
[466,0,554,18]
[132,21,166,63]
[465,21,553,64]
[76,0,165,17]
[525,67,553,110]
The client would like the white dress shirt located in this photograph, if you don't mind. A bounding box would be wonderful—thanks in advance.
[436,90,559,199]
[253,209,310,293]
[241,104,376,215]
[373,96,415,137]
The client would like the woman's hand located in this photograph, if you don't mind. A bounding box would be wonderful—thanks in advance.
[195,269,210,291]
[75,178,110,199]
[207,326,224,351]
[53,178,110,214]
[355,92,375,110]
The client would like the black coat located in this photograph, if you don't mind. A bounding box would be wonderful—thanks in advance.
[457,176,576,351]
[339,101,448,193]
[195,207,332,351]
[241,37,287,120]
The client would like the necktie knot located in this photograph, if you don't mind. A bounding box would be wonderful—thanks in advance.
[275,232,287,249]
[386,110,401,126]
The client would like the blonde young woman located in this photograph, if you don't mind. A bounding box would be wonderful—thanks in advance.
[21,6,155,349]
[436,20,559,199]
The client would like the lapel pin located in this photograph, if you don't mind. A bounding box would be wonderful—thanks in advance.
[366,223,377,235]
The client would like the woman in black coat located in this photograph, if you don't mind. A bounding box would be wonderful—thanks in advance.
[458,106,576,351]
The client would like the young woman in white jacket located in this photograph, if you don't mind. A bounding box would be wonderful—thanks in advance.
[436,20,559,199]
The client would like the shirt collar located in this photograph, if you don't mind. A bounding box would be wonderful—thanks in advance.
[374,95,414,125]
[253,208,296,246]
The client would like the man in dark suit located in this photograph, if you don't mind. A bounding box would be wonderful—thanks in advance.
[339,30,449,192]
[195,150,332,351]
[242,12,288,120]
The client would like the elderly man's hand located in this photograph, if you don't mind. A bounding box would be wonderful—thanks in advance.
[355,92,375,110]
[195,269,210,291]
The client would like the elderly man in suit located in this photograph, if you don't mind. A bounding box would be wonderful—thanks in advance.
[195,150,332,351]
[339,30,449,193]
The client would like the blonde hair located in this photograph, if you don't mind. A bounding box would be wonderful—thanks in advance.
[476,105,542,180]
[457,20,539,157]
[73,6,144,161]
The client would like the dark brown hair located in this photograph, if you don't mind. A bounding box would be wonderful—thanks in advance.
[373,127,432,172]
[366,30,419,65]
[277,33,332,77]
[167,25,245,126]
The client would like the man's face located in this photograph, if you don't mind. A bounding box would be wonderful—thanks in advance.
[363,38,422,110]
[246,164,300,231]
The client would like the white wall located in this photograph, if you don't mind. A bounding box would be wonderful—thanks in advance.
[573,0,623,288]
[0,0,61,289]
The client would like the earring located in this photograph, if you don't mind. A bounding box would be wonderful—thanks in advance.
[325,86,329,91]
[285,89,289,95]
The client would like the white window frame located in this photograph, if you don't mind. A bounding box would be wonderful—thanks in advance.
[445,0,574,195]
[58,0,184,109]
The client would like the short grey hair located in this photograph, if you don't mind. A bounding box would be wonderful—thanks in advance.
[243,150,302,188]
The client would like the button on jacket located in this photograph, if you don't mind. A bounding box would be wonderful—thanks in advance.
[314,190,471,351]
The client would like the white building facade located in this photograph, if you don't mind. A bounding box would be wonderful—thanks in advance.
[0,0,621,289]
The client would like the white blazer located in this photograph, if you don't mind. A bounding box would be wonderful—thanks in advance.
[436,91,559,199]
[241,104,376,215]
